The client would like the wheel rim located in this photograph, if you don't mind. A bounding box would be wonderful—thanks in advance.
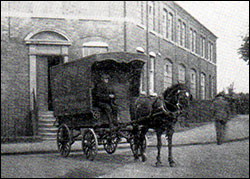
[82,128,98,161]
[129,135,137,155]
[129,135,147,156]
[57,124,71,157]
[103,134,119,154]
[142,135,148,151]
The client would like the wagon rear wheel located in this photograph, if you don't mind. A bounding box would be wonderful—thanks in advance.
[82,128,98,161]
[57,124,72,157]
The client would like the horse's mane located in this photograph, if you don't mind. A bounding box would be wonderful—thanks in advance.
[163,83,187,99]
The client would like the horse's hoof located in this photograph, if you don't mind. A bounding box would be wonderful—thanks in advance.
[169,161,177,167]
[155,162,163,167]
[134,157,140,162]
[217,141,222,145]
[141,154,147,162]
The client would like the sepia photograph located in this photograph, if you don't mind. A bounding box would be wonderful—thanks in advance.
[1,1,249,178]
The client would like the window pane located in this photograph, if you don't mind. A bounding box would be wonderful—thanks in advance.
[201,73,206,100]
[82,47,108,57]
[168,13,173,41]
[164,60,172,89]
[178,65,186,83]
[182,22,186,47]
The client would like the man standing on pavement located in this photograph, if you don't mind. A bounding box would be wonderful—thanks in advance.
[212,93,233,145]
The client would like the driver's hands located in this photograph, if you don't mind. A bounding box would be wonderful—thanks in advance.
[109,94,115,98]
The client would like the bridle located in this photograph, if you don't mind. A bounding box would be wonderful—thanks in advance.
[159,88,190,116]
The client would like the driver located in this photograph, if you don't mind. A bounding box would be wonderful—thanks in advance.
[92,73,117,129]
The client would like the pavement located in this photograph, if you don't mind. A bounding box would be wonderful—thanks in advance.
[1,115,249,156]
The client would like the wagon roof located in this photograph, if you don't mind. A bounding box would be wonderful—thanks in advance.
[56,52,148,68]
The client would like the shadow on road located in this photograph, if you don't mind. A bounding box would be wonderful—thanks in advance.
[56,153,134,178]
[148,136,249,148]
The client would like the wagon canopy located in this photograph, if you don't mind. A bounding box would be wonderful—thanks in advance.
[50,52,148,117]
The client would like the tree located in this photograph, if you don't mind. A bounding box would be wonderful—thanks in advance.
[238,32,249,65]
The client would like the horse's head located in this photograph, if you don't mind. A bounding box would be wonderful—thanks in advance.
[162,83,192,113]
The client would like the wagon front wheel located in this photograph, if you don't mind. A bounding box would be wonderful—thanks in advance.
[130,134,148,156]
[57,124,72,157]
[103,134,119,154]
[82,128,98,161]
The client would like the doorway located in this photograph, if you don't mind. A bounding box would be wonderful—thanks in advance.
[48,56,63,110]
[36,55,63,111]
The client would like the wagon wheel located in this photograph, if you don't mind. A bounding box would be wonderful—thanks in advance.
[82,128,98,161]
[130,135,148,156]
[57,124,72,157]
[103,134,119,154]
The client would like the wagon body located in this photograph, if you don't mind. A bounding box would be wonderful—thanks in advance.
[50,52,148,126]
[51,52,149,159]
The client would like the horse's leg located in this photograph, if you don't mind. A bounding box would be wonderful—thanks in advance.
[155,129,163,167]
[140,126,148,162]
[166,127,176,167]
[132,125,140,161]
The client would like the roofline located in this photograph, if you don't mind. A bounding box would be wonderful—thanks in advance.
[173,1,218,39]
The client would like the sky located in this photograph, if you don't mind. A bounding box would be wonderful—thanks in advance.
[176,1,249,93]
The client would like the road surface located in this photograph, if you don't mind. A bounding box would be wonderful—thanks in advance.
[1,115,249,178]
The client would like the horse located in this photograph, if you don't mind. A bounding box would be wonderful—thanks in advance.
[131,83,192,167]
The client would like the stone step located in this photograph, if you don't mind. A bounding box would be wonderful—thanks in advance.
[38,111,57,141]
[39,132,57,136]
[38,122,55,126]
[38,121,56,126]
[40,137,56,141]
[38,111,54,115]
[39,127,58,132]
[39,116,56,120]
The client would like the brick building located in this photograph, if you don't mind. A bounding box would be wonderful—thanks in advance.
[1,1,217,139]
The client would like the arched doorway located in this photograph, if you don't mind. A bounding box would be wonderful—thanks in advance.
[25,29,72,112]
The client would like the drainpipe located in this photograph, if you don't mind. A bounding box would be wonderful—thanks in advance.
[146,1,149,96]
[123,1,127,51]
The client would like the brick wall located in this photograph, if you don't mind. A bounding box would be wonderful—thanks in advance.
[1,1,217,137]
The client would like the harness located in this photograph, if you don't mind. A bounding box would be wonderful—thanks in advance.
[152,97,181,119]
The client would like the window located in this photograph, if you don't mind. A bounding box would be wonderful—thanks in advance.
[162,9,168,38]
[200,73,206,100]
[211,76,215,98]
[207,41,211,60]
[82,41,108,57]
[164,59,173,89]
[138,1,144,25]
[148,1,156,31]
[177,19,182,45]
[182,22,187,48]
[189,28,197,53]
[168,12,173,41]
[190,69,197,98]
[149,52,156,95]
[178,64,186,83]
[200,35,206,58]
[208,41,213,62]
[194,30,197,53]
[190,28,193,51]
[209,75,212,99]
[140,63,147,94]
[136,47,146,93]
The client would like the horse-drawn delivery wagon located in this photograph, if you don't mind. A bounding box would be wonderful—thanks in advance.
[50,52,148,160]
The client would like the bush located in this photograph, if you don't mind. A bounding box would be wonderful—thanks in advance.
[186,99,214,123]
[235,93,249,114]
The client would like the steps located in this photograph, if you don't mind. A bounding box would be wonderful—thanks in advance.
[38,111,57,140]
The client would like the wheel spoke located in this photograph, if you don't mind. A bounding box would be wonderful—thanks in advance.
[57,124,71,157]
[82,129,98,160]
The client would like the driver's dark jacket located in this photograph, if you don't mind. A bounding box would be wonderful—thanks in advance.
[92,81,115,107]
